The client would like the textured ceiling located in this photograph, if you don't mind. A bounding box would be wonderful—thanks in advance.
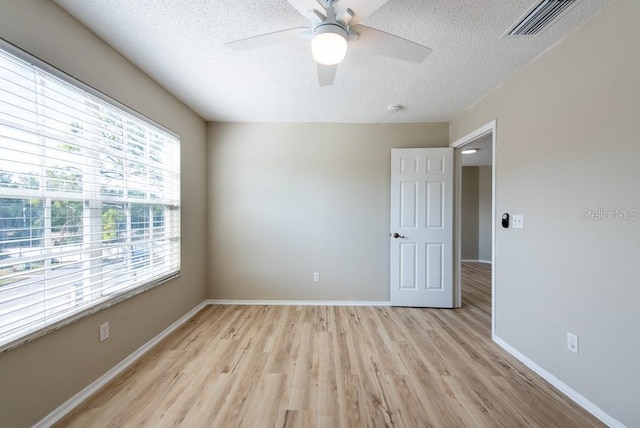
[461,134,492,167]
[52,0,609,123]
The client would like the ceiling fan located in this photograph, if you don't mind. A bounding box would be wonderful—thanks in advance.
[226,0,432,86]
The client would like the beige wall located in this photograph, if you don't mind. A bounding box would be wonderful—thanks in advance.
[450,0,639,425]
[1,0,634,425]
[208,122,448,301]
[477,166,492,262]
[0,1,208,426]
[461,167,479,260]
[461,166,492,262]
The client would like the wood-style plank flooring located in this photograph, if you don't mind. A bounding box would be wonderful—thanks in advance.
[57,263,603,427]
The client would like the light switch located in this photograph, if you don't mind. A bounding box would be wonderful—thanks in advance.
[512,214,524,229]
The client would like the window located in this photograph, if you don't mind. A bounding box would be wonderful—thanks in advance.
[0,42,180,350]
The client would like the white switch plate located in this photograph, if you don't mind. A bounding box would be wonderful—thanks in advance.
[99,322,110,342]
[512,214,524,229]
[313,272,320,282]
[567,332,579,354]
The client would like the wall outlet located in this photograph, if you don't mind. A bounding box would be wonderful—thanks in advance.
[313,272,320,282]
[567,332,578,354]
[99,322,110,342]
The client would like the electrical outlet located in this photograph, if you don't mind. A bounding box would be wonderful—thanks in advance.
[567,332,578,354]
[313,272,320,282]
[99,322,110,342]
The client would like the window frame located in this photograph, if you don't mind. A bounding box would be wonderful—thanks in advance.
[0,38,181,353]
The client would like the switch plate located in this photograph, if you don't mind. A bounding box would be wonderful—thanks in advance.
[512,214,524,229]
[313,272,320,282]
[567,332,578,354]
[99,322,110,342]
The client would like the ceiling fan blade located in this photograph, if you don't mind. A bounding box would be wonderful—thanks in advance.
[317,63,338,87]
[350,25,432,63]
[226,27,308,51]
[346,0,389,25]
[285,0,388,24]
[285,0,322,19]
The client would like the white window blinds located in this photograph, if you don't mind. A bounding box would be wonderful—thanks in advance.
[0,44,180,350]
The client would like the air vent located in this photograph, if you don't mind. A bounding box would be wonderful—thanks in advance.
[506,0,577,36]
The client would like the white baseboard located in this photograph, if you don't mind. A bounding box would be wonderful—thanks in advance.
[461,259,492,264]
[35,299,392,426]
[34,301,209,428]
[206,299,391,307]
[44,301,623,428]
[493,336,625,428]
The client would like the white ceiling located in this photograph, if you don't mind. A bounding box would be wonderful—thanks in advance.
[52,0,609,123]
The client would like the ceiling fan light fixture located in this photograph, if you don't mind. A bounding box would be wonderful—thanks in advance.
[311,25,348,65]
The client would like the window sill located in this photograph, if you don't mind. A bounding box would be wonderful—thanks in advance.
[0,271,181,354]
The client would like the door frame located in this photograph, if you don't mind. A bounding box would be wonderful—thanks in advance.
[450,120,497,338]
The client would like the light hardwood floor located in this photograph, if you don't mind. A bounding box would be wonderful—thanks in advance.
[56,263,603,427]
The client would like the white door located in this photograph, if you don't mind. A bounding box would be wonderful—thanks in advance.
[390,148,453,307]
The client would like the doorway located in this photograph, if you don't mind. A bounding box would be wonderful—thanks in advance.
[450,121,496,337]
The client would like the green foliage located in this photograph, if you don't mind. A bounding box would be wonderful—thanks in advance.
[51,200,82,234]
[0,198,44,248]
[46,168,82,192]
[0,170,39,190]
[102,207,124,242]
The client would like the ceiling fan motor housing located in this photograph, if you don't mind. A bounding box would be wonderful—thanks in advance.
[312,22,348,39]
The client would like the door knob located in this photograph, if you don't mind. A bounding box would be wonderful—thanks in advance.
[392,233,406,239]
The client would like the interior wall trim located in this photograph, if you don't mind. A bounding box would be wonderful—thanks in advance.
[36,301,621,427]
[35,299,391,426]
[34,301,209,428]
[206,299,392,306]
[493,336,624,428]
